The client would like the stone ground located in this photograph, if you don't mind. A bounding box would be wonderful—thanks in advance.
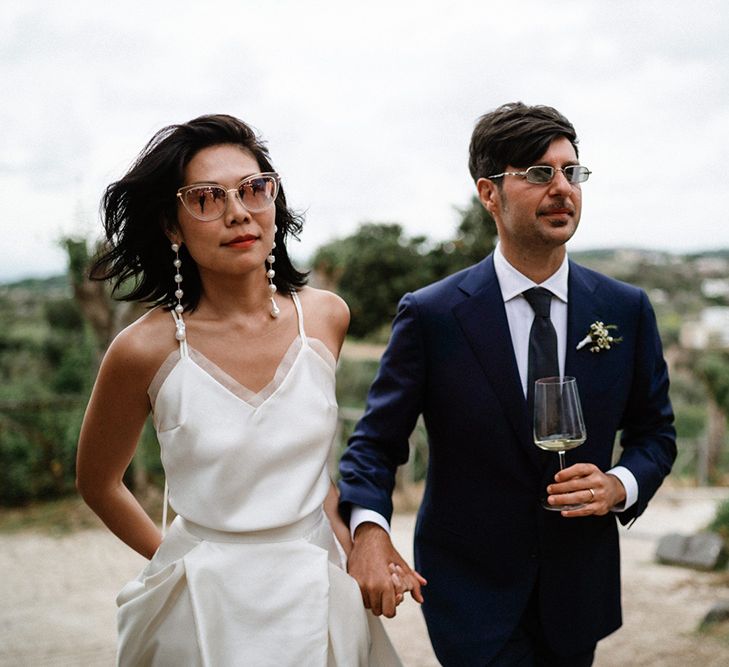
[2,486,729,666]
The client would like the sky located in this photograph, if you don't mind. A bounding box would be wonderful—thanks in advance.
[2,0,728,282]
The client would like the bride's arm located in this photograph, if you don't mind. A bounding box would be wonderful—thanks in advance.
[324,481,352,556]
[76,330,162,559]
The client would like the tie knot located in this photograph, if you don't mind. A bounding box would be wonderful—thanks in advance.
[523,287,553,318]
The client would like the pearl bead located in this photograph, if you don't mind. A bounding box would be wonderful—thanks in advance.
[174,259,181,268]
[175,304,184,314]
[267,269,275,279]
[174,274,183,283]
[269,283,277,293]
[267,255,275,263]
[175,289,183,299]
[171,243,179,252]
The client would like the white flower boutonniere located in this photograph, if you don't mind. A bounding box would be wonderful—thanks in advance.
[576,321,623,353]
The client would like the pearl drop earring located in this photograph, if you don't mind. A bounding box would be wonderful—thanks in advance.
[171,242,186,341]
[267,226,280,318]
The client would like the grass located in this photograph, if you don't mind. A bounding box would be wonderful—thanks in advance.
[0,495,102,534]
[0,489,166,535]
[698,617,729,645]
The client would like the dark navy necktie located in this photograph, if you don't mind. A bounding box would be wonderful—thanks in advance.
[523,287,559,408]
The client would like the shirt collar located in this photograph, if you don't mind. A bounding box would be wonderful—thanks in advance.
[493,242,569,303]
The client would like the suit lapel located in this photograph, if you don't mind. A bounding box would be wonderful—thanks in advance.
[565,261,602,382]
[452,256,541,469]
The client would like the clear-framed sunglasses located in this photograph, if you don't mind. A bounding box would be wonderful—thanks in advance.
[488,165,591,185]
[176,172,280,221]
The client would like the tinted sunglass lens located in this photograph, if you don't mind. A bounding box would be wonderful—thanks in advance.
[527,166,553,184]
[239,176,276,212]
[184,186,226,220]
[566,166,589,183]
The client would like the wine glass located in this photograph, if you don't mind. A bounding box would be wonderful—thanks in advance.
[533,376,586,511]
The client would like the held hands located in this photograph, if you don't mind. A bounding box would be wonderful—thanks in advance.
[546,463,626,517]
[388,563,413,605]
[348,522,426,618]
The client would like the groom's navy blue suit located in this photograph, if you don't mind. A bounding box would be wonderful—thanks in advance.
[339,254,676,665]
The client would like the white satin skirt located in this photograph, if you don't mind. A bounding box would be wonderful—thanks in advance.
[116,509,401,666]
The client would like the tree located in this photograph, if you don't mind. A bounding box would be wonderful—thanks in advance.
[63,238,151,494]
[696,352,729,483]
[422,195,498,282]
[312,198,499,338]
[63,238,144,353]
[312,197,496,337]
[313,223,435,338]
[449,195,498,267]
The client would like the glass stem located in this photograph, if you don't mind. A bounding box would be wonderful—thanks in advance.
[558,450,567,470]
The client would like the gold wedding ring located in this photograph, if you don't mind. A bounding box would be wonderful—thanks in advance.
[588,488,595,502]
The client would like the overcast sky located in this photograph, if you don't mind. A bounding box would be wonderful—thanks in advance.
[2,0,728,282]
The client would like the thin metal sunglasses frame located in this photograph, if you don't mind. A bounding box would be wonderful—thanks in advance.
[487,165,591,184]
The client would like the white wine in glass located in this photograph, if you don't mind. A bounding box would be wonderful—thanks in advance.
[533,376,586,511]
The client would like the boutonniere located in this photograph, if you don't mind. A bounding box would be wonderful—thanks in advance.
[576,321,623,353]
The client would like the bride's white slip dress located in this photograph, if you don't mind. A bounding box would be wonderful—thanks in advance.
[116,293,401,666]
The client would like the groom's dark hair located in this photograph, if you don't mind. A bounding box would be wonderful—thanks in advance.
[468,102,579,184]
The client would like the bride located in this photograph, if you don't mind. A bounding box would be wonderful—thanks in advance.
[76,114,415,665]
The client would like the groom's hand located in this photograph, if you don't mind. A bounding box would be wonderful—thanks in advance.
[547,463,627,516]
[348,522,426,618]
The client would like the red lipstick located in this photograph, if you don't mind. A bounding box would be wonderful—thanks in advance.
[223,234,258,249]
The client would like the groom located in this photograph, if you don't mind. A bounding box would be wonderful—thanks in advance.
[338,102,676,665]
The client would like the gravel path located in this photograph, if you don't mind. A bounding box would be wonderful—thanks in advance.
[1,487,728,666]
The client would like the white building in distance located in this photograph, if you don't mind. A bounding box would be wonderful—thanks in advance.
[681,306,729,349]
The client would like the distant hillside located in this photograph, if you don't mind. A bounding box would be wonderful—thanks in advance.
[0,275,72,305]
[2,274,69,292]
[571,247,674,263]
[0,273,68,292]
[685,248,729,260]
[572,247,729,263]
[1,246,727,294]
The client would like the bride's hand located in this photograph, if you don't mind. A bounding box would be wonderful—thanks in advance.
[389,562,427,605]
[389,563,406,604]
[348,523,426,617]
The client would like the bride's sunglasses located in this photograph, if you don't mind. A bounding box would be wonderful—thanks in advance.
[177,172,280,221]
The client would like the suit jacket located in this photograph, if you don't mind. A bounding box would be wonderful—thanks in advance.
[339,254,676,666]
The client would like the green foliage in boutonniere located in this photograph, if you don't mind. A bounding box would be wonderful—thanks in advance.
[576,321,623,353]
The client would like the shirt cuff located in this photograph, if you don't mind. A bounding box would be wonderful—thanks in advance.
[350,506,391,537]
[607,465,638,512]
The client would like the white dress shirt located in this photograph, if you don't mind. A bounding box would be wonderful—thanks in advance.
[350,245,636,536]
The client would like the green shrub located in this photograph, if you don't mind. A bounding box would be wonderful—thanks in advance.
[709,499,729,543]
[674,404,707,439]
[335,358,380,409]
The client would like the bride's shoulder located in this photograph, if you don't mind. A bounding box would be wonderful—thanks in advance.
[104,308,178,378]
[296,287,349,331]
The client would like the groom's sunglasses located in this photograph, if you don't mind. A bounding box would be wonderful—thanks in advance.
[488,165,591,185]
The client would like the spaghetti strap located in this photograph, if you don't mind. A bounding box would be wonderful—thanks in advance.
[291,292,307,341]
[170,310,189,358]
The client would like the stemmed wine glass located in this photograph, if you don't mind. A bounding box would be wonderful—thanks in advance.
[533,376,586,511]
